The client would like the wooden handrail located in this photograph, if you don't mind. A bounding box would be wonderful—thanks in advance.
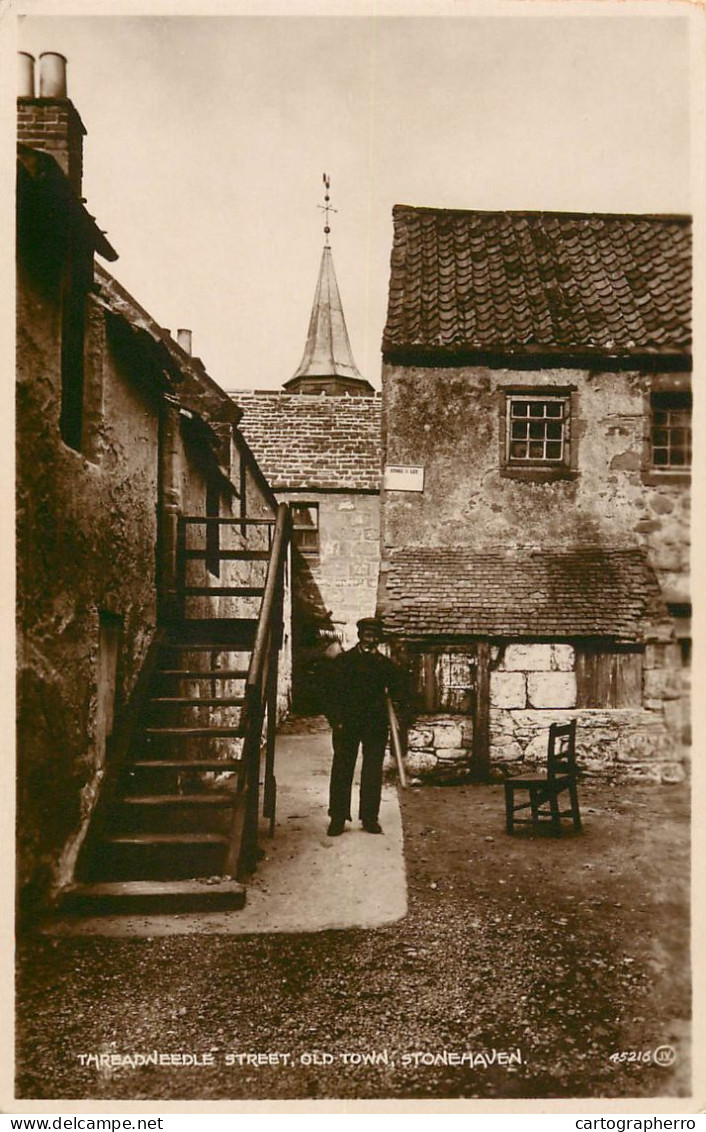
[226,501,289,876]
[247,503,290,692]
[180,516,275,526]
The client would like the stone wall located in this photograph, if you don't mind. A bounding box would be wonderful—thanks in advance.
[392,640,686,785]
[280,489,380,711]
[284,491,380,646]
[488,642,684,783]
[16,257,286,908]
[398,716,473,782]
[381,365,690,603]
[17,270,165,907]
[489,709,683,784]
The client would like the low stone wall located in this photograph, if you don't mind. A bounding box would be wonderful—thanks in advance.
[399,715,473,781]
[490,707,684,784]
[386,637,687,785]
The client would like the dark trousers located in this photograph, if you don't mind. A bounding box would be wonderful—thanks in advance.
[328,721,388,824]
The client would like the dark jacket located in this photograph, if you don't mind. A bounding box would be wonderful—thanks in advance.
[323,645,404,729]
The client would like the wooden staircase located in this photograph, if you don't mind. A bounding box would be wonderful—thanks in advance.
[60,506,290,917]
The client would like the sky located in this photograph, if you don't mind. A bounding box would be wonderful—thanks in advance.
[12,6,692,393]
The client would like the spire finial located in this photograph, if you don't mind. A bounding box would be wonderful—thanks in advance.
[318,172,337,247]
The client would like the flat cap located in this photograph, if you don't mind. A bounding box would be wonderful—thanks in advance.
[357,617,384,637]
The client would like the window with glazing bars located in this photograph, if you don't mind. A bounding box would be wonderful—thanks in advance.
[291,503,319,555]
[651,392,692,470]
[506,395,568,464]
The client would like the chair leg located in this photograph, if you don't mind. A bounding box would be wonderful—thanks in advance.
[549,790,562,836]
[505,786,514,835]
[569,782,582,831]
[529,788,540,829]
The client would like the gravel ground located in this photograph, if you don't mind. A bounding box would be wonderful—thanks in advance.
[16,778,690,1103]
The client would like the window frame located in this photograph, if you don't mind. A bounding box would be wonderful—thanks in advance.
[290,501,320,557]
[642,374,691,486]
[650,390,692,473]
[499,386,578,482]
[506,394,569,466]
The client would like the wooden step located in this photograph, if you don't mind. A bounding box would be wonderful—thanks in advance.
[113,789,237,834]
[144,726,244,738]
[122,793,235,807]
[164,619,258,649]
[182,587,265,598]
[131,760,242,771]
[157,669,249,679]
[58,879,246,916]
[183,549,270,561]
[89,832,230,881]
[149,697,246,707]
[107,833,228,846]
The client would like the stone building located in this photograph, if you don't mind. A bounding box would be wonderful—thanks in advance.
[231,242,382,712]
[377,205,691,783]
[16,53,287,915]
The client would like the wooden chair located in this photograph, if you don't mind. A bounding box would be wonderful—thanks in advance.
[504,720,582,836]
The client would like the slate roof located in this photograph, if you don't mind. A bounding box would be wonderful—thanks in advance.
[381,547,665,642]
[230,392,382,491]
[383,206,691,361]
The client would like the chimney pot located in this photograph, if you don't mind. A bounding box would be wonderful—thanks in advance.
[39,52,68,98]
[18,53,35,98]
[177,329,193,355]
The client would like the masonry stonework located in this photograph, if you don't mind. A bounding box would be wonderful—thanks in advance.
[382,364,690,604]
[288,491,380,646]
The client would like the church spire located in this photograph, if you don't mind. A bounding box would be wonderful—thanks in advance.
[284,175,374,397]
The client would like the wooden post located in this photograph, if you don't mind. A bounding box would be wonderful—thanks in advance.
[263,645,278,835]
[158,394,182,622]
[473,639,491,780]
[386,697,407,788]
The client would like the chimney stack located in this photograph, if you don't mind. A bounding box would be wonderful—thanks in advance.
[17,50,86,196]
[17,53,35,98]
[176,329,193,356]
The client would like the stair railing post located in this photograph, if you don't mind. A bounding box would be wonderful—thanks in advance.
[158,394,183,623]
[176,516,187,624]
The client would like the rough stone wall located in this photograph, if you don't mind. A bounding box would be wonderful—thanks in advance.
[17,273,163,906]
[487,642,683,783]
[381,365,690,602]
[396,641,684,785]
[489,708,683,784]
[285,491,380,648]
[16,258,287,907]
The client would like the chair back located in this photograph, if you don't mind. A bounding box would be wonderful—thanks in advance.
[547,719,578,780]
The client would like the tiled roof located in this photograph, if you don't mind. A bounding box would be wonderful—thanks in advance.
[230,392,382,491]
[383,206,691,359]
[381,547,665,642]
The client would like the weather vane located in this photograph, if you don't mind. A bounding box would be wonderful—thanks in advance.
[318,173,337,246]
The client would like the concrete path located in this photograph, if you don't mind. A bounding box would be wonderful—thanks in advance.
[46,728,408,938]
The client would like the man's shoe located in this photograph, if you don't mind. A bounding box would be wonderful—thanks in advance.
[327,820,345,837]
[362,820,383,834]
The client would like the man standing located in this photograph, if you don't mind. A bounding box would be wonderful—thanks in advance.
[324,617,404,837]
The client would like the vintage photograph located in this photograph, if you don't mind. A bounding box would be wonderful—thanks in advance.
[12,1,696,1107]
